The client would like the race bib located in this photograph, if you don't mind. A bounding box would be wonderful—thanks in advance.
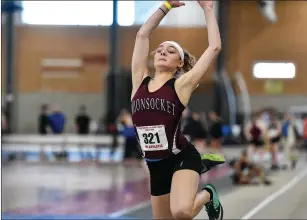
[136,125,168,151]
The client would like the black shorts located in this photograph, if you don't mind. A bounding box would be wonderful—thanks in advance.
[250,139,264,148]
[146,144,202,196]
[270,136,280,144]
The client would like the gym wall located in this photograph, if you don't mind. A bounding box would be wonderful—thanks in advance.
[2,1,306,132]
[227,1,307,111]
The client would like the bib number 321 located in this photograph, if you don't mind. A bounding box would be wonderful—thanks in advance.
[136,125,168,151]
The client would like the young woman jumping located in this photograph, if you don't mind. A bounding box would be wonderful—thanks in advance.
[131,1,224,219]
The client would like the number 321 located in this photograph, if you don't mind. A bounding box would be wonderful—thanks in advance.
[142,132,160,144]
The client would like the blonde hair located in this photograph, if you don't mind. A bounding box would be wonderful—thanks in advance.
[151,49,197,78]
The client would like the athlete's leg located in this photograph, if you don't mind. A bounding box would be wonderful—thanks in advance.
[284,140,293,168]
[171,171,223,220]
[170,170,207,219]
[151,194,173,219]
[170,146,223,220]
[270,141,279,169]
[147,158,175,219]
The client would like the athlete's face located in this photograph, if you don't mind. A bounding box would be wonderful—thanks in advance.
[154,43,184,72]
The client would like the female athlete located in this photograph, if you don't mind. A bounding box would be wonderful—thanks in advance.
[245,114,265,160]
[131,1,224,219]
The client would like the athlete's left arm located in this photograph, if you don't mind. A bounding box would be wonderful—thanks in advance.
[175,2,221,105]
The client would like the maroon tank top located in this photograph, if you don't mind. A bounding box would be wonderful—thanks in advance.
[131,76,188,159]
[250,123,261,139]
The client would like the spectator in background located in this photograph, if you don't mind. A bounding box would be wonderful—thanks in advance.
[75,105,91,134]
[245,114,265,161]
[49,105,66,134]
[268,115,282,170]
[229,150,272,186]
[282,113,301,169]
[49,105,66,160]
[74,105,91,162]
[38,104,50,161]
[209,111,223,152]
[183,111,207,154]
[118,109,142,165]
[38,104,50,135]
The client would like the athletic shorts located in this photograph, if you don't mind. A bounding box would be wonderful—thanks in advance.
[146,143,202,196]
[270,136,281,144]
[250,139,264,148]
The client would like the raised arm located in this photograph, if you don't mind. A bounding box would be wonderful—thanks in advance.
[176,1,221,104]
[131,1,185,94]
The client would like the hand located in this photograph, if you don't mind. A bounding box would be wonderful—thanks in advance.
[167,0,185,8]
[197,0,214,9]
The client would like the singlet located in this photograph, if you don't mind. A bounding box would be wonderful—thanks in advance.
[250,123,261,140]
[131,76,188,159]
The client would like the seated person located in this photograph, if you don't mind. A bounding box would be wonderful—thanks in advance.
[229,150,272,185]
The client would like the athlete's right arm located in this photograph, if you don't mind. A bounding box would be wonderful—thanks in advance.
[131,5,167,92]
[131,1,185,96]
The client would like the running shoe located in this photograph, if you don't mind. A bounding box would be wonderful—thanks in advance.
[201,153,225,173]
[204,184,224,220]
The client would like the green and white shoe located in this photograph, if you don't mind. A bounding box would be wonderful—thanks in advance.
[201,153,225,173]
[204,184,224,220]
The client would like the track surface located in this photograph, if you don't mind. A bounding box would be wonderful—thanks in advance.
[2,147,307,219]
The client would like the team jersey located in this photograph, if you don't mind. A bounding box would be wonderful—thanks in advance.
[131,76,188,159]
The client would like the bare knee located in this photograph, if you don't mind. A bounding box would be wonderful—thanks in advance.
[171,205,193,220]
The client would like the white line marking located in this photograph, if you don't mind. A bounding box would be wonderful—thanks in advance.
[108,200,151,218]
[241,168,307,220]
